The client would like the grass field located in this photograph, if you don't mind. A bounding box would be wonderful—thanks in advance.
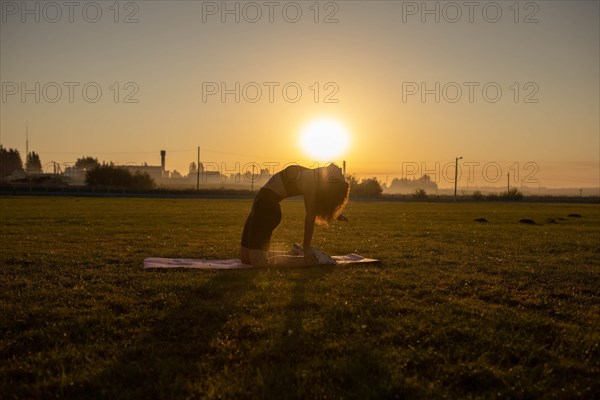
[1,196,599,399]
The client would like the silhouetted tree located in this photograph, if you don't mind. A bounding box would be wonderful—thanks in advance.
[472,190,484,200]
[189,162,197,177]
[413,188,428,200]
[500,188,524,201]
[348,175,383,198]
[85,164,155,189]
[0,146,24,178]
[25,152,42,173]
[75,156,100,170]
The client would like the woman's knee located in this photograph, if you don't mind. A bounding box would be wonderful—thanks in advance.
[249,249,269,268]
[240,246,251,264]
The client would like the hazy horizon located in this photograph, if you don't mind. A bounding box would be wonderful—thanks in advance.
[1,1,598,189]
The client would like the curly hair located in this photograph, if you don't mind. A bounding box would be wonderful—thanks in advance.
[314,166,350,225]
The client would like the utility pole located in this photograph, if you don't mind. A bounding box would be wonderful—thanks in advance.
[454,156,462,198]
[196,146,200,192]
[507,173,510,192]
[251,164,255,192]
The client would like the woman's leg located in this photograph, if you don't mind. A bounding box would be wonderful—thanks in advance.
[249,249,269,267]
[240,245,251,264]
[240,211,253,263]
[242,189,295,267]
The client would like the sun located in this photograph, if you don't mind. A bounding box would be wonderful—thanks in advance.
[299,118,351,161]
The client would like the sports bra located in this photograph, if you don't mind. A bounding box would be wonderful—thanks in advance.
[280,165,303,197]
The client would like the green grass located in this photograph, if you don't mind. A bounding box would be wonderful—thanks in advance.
[1,197,599,399]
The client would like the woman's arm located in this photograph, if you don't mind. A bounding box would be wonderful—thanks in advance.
[302,177,319,264]
[303,211,316,249]
[303,212,318,264]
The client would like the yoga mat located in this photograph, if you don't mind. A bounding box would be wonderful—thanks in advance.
[143,254,379,270]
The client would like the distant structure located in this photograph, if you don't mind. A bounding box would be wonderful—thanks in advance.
[57,149,277,189]
[124,150,168,182]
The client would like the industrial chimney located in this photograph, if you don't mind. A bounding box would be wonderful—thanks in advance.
[160,150,166,171]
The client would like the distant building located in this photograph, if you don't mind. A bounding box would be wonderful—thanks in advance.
[124,165,165,182]
[62,166,87,185]
[6,169,27,182]
[123,150,168,184]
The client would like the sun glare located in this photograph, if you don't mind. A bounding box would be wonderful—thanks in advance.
[299,118,350,161]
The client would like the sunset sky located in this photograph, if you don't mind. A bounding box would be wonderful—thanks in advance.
[1,1,598,189]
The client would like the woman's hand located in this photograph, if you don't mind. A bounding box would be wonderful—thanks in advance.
[303,247,319,265]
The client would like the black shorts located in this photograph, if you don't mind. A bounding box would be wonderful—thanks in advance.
[241,188,283,251]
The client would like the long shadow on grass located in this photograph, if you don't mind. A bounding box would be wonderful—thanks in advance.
[67,269,256,399]
[261,266,394,399]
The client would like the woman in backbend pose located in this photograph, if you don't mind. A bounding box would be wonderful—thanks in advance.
[240,163,349,267]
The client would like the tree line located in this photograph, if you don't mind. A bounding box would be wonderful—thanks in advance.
[347,175,384,198]
[0,150,525,198]
[0,149,154,189]
[2,148,388,195]
[85,163,154,189]
[0,146,42,176]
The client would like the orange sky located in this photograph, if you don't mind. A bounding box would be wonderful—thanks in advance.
[1,1,598,188]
